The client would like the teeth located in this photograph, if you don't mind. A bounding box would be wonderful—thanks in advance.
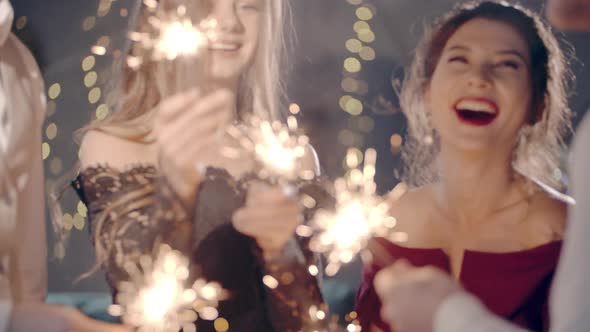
[209,43,239,51]
[456,100,495,114]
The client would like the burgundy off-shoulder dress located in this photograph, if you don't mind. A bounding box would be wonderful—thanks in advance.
[356,237,562,331]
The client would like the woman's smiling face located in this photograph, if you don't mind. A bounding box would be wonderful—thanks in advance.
[426,18,533,153]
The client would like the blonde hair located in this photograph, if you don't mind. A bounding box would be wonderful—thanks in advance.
[81,0,290,142]
[400,1,572,189]
[50,0,292,258]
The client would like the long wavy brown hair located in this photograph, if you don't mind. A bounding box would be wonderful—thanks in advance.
[400,0,572,190]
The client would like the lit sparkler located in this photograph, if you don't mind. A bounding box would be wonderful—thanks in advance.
[108,244,227,332]
[225,115,314,184]
[301,149,403,276]
[127,0,216,68]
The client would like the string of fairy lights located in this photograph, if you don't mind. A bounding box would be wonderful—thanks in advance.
[339,2,376,331]
[48,0,119,240]
[338,0,376,164]
[339,0,404,182]
[339,0,409,217]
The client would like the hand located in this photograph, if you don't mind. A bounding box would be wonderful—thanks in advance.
[155,88,235,206]
[232,183,303,259]
[373,260,461,332]
[9,302,132,332]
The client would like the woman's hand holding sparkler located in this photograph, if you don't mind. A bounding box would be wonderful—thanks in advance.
[233,183,304,260]
[155,88,235,206]
[374,260,461,332]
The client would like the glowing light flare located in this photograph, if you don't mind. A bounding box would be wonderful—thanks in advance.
[305,149,399,276]
[256,121,303,175]
[227,116,311,183]
[128,3,217,64]
[109,245,227,332]
[155,19,206,60]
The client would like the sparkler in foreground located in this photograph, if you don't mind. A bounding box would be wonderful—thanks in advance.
[108,244,227,332]
[301,148,404,276]
[127,0,216,68]
[225,115,315,184]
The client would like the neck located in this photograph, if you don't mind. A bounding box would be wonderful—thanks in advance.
[207,76,240,95]
[434,144,519,224]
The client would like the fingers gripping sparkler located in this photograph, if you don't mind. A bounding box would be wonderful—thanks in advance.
[301,149,404,276]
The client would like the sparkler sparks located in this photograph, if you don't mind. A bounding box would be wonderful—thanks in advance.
[108,244,227,332]
[127,0,216,69]
[226,116,314,183]
[302,148,399,276]
[153,18,206,60]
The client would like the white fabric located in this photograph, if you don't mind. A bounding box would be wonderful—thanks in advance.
[432,114,590,332]
[0,256,11,332]
[433,291,528,332]
[0,0,17,255]
[550,114,590,332]
[0,300,11,332]
[0,0,47,331]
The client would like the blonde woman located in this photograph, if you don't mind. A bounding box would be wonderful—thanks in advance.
[63,0,325,330]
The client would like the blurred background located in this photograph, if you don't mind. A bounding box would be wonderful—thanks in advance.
[11,0,590,322]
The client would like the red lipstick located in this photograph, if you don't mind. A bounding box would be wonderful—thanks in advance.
[453,97,499,127]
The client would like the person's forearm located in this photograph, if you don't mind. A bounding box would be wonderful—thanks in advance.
[13,135,47,302]
[11,29,48,303]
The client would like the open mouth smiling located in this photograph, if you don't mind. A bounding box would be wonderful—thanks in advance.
[453,97,499,126]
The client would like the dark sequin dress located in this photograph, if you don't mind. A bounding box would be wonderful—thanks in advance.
[72,165,330,331]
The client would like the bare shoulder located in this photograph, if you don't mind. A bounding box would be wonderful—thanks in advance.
[527,190,568,239]
[79,129,157,170]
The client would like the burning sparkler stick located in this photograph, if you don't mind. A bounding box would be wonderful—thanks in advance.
[126,0,218,97]
[225,115,315,185]
[300,148,407,276]
[108,244,227,332]
[128,0,214,62]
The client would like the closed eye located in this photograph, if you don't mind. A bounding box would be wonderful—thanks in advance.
[238,0,262,11]
[240,5,260,11]
[496,60,520,69]
[448,56,468,64]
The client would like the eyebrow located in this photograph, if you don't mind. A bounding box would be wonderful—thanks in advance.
[446,45,529,64]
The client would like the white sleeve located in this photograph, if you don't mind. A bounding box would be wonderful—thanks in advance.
[549,115,590,332]
[433,292,529,332]
[0,299,12,332]
[0,259,11,332]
